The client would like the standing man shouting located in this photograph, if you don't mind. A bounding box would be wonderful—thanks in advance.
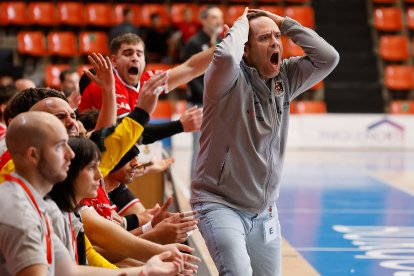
[191,8,339,275]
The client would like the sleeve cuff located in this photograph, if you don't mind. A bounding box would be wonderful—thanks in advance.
[125,214,139,231]
[128,107,150,126]
[172,120,184,133]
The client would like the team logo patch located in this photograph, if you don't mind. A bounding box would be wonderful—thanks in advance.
[275,81,284,96]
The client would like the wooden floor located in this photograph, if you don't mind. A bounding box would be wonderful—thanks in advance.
[170,145,414,275]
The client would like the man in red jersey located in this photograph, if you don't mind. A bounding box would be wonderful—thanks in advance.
[79,33,211,118]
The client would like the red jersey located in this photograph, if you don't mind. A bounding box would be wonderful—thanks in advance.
[78,69,166,117]
[81,184,116,221]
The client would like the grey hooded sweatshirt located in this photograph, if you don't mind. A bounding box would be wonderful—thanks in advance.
[191,15,339,214]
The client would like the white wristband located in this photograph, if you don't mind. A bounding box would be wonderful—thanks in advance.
[142,221,153,233]
[122,217,127,230]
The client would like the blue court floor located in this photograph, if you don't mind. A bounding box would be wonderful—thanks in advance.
[278,150,414,276]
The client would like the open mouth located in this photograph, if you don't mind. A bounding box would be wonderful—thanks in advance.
[270,53,279,65]
[128,66,139,75]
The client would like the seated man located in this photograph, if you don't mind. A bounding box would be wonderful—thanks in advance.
[0,111,182,276]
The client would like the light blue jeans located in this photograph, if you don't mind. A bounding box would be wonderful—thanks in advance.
[192,202,282,276]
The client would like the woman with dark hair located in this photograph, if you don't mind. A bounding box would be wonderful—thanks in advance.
[47,136,118,268]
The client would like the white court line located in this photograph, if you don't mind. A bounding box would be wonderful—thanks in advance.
[289,247,363,252]
[279,209,414,214]
[369,172,414,198]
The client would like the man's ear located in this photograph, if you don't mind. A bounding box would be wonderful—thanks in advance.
[243,43,249,59]
[27,147,40,165]
[110,55,117,68]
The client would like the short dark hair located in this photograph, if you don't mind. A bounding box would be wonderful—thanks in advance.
[0,85,17,105]
[4,87,67,126]
[59,69,77,83]
[49,137,101,212]
[150,12,160,21]
[123,7,132,18]
[247,11,269,22]
[78,109,99,132]
[110,33,144,55]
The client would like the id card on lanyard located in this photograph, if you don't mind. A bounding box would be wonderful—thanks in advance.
[263,206,278,244]
[5,174,53,264]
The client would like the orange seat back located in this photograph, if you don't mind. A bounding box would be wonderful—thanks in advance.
[17,31,46,56]
[285,6,314,28]
[57,2,85,26]
[85,3,113,27]
[282,36,305,58]
[48,32,78,57]
[140,4,169,27]
[28,2,57,26]
[385,65,414,90]
[295,101,327,114]
[379,35,409,61]
[374,7,403,31]
[45,64,71,89]
[1,2,28,25]
[390,100,414,114]
[79,32,109,55]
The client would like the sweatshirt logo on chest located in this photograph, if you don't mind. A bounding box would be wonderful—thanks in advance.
[275,81,284,96]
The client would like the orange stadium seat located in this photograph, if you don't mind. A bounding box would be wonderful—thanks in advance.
[404,0,414,3]
[48,32,78,57]
[0,2,27,25]
[113,4,141,26]
[226,5,252,25]
[17,31,46,56]
[45,64,71,89]
[385,65,414,90]
[85,3,113,27]
[145,63,174,72]
[407,8,414,30]
[310,81,324,90]
[57,2,85,26]
[0,3,8,25]
[295,101,327,114]
[390,100,414,114]
[170,3,199,25]
[379,35,409,61]
[152,100,173,119]
[77,64,92,77]
[285,6,314,28]
[173,100,188,115]
[79,32,109,55]
[282,36,304,58]
[374,7,403,31]
[258,6,285,17]
[289,101,297,113]
[140,4,170,27]
[28,2,57,26]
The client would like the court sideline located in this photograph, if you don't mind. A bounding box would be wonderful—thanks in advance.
[171,138,414,275]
